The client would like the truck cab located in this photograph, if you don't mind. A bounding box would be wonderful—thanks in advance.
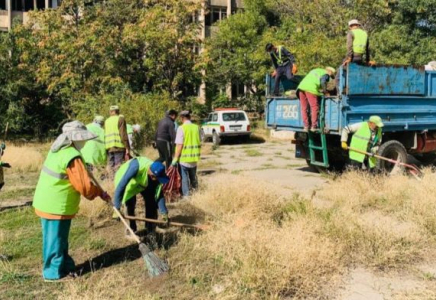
[266,64,436,171]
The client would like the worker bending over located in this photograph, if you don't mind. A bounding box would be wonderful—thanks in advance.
[113,158,169,237]
[0,142,11,191]
[266,43,296,96]
[297,67,335,132]
[33,121,110,281]
[172,110,201,199]
[343,19,370,66]
[341,116,384,170]
[81,115,107,170]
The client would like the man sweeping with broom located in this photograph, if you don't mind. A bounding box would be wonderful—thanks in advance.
[33,121,111,282]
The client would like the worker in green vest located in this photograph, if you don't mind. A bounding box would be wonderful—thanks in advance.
[113,158,169,237]
[0,142,11,191]
[266,43,296,96]
[172,110,201,198]
[341,116,384,170]
[81,115,106,169]
[343,19,370,66]
[33,121,111,281]
[104,105,130,175]
[297,67,336,132]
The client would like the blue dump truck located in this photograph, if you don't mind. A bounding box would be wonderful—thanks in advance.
[266,63,436,172]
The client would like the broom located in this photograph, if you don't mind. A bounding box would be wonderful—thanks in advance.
[87,169,169,277]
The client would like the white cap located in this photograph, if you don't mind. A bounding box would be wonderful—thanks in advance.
[132,124,141,132]
[348,19,361,26]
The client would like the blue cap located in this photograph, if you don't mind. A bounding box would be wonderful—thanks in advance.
[150,162,170,184]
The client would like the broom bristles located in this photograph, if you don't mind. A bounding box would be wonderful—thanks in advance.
[138,243,169,277]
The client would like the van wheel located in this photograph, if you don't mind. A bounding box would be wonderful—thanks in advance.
[212,131,221,146]
[376,140,407,174]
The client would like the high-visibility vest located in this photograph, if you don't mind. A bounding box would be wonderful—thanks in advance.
[349,122,382,168]
[272,46,290,66]
[114,157,157,204]
[126,124,133,135]
[104,116,124,150]
[180,123,201,163]
[297,68,327,96]
[33,147,82,215]
[81,123,107,166]
[352,28,368,54]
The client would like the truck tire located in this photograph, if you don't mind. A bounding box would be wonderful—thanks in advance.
[376,140,408,174]
[212,131,221,146]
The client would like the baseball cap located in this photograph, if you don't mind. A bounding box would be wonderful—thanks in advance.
[110,105,119,111]
[150,162,170,184]
[369,116,384,127]
[348,19,361,26]
[180,110,191,117]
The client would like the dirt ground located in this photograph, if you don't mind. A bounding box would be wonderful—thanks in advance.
[202,140,436,300]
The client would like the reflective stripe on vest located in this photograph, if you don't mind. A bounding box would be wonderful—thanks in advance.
[115,157,153,204]
[104,116,124,149]
[42,166,68,180]
[272,46,289,66]
[33,147,82,215]
[352,28,368,54]
[180,123,201,163]
[297,68,327,96]
[349,122,382,168]
[81,123,107,166]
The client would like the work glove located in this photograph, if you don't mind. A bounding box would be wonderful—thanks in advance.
[171,159,178,166]
[341,142,348,150]
[1,162,11,168]
[371,146,379,154]
[161,214,170,227]
[100,191,111,202]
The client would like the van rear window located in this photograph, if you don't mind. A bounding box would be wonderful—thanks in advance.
[223,113,246,121]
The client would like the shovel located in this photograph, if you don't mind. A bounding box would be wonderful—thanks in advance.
[348,147,423,180]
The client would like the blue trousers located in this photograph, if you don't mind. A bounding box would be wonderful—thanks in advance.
[180,165,198,197]
[41,218,75,280]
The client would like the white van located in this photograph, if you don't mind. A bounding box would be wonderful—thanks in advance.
[201,109,251,145]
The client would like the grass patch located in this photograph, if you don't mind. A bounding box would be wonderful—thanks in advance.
[231,169,243,175]
[244,149,263,157]
[0,187,35,202]
[274,151,282,155]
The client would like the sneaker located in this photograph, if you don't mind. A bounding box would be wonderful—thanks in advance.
[44,272,78,283]
[303,127,309,132]
[310,127,318,133]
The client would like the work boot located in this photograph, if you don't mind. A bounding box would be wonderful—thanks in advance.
[303,127,309,132]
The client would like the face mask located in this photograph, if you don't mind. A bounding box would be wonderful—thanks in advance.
[73,141,86,150]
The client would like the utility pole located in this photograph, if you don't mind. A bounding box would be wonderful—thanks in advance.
[7,0,12,31]
[45,0,49,9]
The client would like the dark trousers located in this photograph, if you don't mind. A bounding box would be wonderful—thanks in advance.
[180,165,198,197]
[273,63,293,95]
[126,184,159,233]
[107,151,125,179]
[156,140,173,168]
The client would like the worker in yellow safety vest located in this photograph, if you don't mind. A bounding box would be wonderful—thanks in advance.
[81,115,107,169]
[341,116,384,170]
[172,110,201,198]
[265,43,296,96]
[343,19,370,66]
[33,121,110,281]
[104,105,131,175]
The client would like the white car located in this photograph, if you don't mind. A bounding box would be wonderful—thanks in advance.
[201,109,251,145]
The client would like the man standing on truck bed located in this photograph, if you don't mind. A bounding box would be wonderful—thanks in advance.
[266,43,296,96]
[343,19,370,66]
[297,67,336,132]
[341,116,384,170]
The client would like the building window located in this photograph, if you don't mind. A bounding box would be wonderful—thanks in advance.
[205,6,227,26]
[0,0,6,10]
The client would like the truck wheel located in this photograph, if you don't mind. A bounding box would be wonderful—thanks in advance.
[376,140,407,174]
[212,131,221,146]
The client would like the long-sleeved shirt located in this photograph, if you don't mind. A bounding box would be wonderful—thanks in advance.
[341,122,381,147]
[155,115,176,143]
[113,158,167,214]
[320,74,330,94]
[270,46,295,69]
[108,116,130,153]
[35,158,104,220]
[346,30,370,63]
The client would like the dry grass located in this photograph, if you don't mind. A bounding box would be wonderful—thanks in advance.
[2,143,46,173]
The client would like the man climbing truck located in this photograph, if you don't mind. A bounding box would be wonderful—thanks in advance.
[341,116,384,170]
[266,63,436,173]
